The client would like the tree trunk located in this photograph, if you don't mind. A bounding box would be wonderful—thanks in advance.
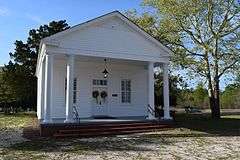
[209,78,221,119]
[209,97,220,118]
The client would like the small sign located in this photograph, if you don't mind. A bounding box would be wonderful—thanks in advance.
[112,94,118,97]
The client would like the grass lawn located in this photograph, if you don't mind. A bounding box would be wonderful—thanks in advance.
[222,115,240,119]
[175,113,240,136]
[0,111,239,160]
[0,112,36,130]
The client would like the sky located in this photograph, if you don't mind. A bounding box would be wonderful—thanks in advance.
[0,0,142,66]
[0,0,234,89]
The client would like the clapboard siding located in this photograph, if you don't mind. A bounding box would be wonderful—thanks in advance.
[50,58,148,119]
[56,16,164,59]
[93,16,135,32]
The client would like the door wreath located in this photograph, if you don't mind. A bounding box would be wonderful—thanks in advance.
[92,90,99,103]
[100,91,107,102]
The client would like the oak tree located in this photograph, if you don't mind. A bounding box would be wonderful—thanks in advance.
[129,0,240,118]
[2,20,70,111]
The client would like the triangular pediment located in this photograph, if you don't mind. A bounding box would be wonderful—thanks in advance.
[37,11,171,76]
[43,11,170,59]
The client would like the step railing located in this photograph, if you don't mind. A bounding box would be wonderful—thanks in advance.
[147,104,155,118]
[147,104,163,121]
[73,105,80,123]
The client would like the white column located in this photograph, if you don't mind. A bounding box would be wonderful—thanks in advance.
[163,63,171,119]
[43,54,53,123]
[64,55,75,123]
[40,58,45,120]
[148,61,156,120]
[37,59,42,119]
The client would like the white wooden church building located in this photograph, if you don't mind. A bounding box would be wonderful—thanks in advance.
[36,11,172,124]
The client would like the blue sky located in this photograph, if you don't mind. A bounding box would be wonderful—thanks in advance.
[0,0,142,66]
[0,0,234,89]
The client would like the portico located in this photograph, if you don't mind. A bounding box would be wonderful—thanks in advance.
[36,11,172,125]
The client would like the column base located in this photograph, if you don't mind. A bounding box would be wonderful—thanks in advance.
[146,116,157,120]
[161,117,173,120]
[42,119,53,124]
[64,119,75,123]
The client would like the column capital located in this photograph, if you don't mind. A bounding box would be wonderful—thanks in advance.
[66,54,75,58]
[148,61,154,65]
[163,63,169,74]
[163,62,169,68]
[45,52,54,56]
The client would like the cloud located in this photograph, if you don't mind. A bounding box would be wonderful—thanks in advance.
[0,7,10,16]
[25,13,46,24]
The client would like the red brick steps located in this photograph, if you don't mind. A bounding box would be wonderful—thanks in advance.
[50,121,173,138]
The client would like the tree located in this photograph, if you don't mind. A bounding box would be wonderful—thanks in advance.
[221,83,240,109]
[154,72,187,107]
[2,20,70,111]
[192,83,208,108]
[235,73,240,86]
[129,0,240,118]
[221,75,240,109]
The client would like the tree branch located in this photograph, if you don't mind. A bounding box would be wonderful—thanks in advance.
[207,0,216,36]
[171,42,205,57]
[218,59,239,78]
[188,64,207,78]
[175,18,202,44]
[220,24,240,38]
[217,0,234,34]
[188,16,205,44]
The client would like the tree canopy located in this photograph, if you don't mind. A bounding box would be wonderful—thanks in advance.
[0,20,70,113]
[128,0,240,118]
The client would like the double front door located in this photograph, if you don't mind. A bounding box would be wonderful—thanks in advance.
[92,86,108,117]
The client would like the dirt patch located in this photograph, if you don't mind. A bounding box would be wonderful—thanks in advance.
[1,129,240,160]
[1,112,240,160]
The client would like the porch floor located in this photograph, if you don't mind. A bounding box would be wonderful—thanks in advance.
[75,116,150,124]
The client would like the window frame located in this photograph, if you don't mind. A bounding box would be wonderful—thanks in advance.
[121,79,131,104]
[92,79,107,86]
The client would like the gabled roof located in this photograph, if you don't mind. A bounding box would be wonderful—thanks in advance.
[42,10,172,56]
[36,11,172,77]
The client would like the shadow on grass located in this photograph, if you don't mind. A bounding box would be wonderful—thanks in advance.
[7,134,175,153]
[4,112,240,154]
[0,112,36,118]
[174,113,240,137]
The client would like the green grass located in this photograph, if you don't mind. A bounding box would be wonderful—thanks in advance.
[0,111,240,160]
[222,115,240,119]
[0,112,36,130]
[174,112,240,136]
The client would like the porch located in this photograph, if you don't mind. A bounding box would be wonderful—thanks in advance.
[37,54,172,124]
[40,117,174,137]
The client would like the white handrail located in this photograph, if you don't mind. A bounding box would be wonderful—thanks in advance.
[147,104,155,117]
[73,105,80,123]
